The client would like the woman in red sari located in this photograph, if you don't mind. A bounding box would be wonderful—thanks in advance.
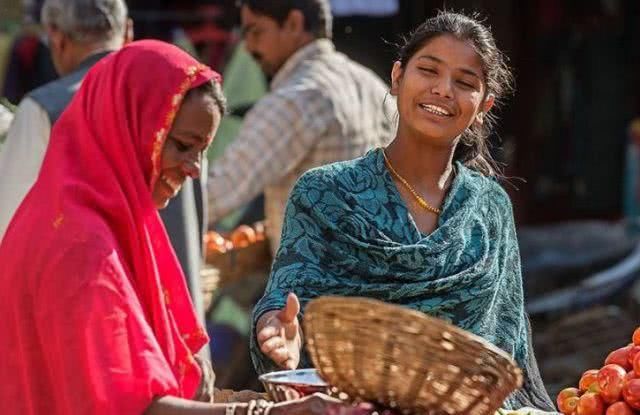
[0,40,363,415]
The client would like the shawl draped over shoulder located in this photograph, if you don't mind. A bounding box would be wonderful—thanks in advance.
[251,148,555,411]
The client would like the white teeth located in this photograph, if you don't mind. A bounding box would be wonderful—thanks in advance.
[161,175,181,192]
[420,104,451,116]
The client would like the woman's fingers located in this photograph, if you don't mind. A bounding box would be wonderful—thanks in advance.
[310,393,342,403]
[259,334,291,366]
[282,357,297,370]
[270,347,292,367]
[260,335,285,355]
[257,324,280,343]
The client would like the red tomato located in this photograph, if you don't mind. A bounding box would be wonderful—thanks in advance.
[625,371,638,382]
[598,364,627,403]
[627,346,640,368]
[634,351,640,377]
[606,401,635,415]
[622,378,640,410]
[581,370,601,393]
[253,221,266,241]
[558,387,581,414]
[205,231,228,254]
[230,225,257,248]
[577,393,605,415]
[633,327,640,346]
[606,345,633,371]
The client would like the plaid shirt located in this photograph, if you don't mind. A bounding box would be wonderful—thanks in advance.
[207,39,395,254]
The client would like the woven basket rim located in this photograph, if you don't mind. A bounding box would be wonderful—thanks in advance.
[304,295,522,374]
[302,296,524,414]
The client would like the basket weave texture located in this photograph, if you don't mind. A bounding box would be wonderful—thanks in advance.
[303,297,523,415]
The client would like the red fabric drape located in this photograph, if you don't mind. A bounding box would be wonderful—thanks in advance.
[0,40,220,414]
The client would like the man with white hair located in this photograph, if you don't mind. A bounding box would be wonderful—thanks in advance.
[0,0,132,239]
[0,1,211,337]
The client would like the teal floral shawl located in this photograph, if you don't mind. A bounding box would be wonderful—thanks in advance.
[251,149,554,411]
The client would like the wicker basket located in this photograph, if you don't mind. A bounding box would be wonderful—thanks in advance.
[303,297,523,415]
[205,239,271,287]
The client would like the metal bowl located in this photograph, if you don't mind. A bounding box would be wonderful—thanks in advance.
[259,368,330,402]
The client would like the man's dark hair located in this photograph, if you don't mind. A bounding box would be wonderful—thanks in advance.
[238,0,332,39]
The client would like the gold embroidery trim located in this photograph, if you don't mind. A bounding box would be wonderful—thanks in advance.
[53,213,65,229]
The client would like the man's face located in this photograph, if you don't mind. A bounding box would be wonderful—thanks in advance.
[240,5,297,76]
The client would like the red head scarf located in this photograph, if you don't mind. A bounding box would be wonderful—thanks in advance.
[0,40,221,414]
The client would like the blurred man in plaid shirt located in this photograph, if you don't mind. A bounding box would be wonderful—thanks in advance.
[207,0,395,255]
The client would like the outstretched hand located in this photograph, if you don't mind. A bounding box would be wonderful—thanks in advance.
[256,293,301,369]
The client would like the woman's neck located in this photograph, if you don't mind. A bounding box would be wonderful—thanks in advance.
[385,130,457,194]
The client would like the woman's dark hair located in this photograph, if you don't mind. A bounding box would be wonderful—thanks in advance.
[185,79,227,115]
[397,11,514,177]
[237,0,332,39]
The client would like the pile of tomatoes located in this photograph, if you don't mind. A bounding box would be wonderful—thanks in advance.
[204,222,266,255]
[557,328,640,415]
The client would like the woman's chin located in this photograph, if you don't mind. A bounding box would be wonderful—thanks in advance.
[153,196,171,210]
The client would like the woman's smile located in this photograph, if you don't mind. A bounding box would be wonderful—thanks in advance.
[160,173,183,196]
[418,103,454,117]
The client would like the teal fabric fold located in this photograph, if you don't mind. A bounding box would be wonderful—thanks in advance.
[251,148,555,411]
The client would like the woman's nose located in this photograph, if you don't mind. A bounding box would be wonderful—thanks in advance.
[431,76,453,99]
[181,152,201,179]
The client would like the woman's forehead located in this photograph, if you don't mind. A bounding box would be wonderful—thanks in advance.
[171,94,219,140]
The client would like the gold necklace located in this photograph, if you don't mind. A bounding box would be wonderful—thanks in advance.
[382,149,442,215]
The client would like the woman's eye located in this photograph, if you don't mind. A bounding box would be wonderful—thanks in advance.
[173,139,190,152]
[457,80,476,89]
[419,67,437,74]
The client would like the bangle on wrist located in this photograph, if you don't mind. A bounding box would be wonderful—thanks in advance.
[246,399,274,415]
[248,400,256,415]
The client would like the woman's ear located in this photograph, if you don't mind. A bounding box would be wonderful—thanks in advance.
[474,94,495,126]
[390,61,403,96]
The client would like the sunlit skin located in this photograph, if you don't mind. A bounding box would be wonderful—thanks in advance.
[152,91,221,209]
[385,34,495,235]
[240,5,313,76]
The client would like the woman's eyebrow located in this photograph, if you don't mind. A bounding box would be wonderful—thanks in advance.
[417,55,482,79]
[174,130,207,143]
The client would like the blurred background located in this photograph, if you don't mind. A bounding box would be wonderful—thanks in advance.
[2,0,640,399]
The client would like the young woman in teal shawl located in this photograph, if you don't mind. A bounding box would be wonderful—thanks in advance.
[250,11,556,412]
